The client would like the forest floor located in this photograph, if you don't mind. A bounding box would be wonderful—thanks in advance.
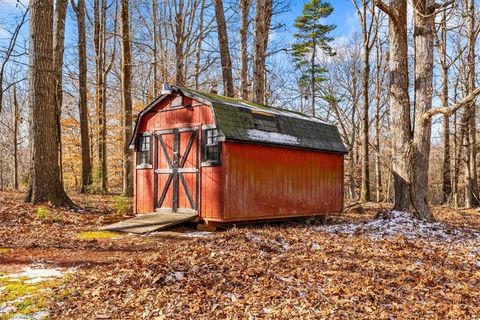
[0,191,480,319]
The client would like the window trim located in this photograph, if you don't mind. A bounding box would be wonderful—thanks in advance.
[201,128,221,166]
[136,133,153,169]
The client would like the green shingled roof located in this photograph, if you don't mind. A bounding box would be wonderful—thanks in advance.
[174,86,348,154]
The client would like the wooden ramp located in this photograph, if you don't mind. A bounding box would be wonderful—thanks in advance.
[100,212,198,234]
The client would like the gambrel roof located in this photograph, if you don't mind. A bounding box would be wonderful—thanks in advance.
[130,86,348,154]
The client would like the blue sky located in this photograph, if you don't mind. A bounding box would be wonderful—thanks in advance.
[283,0,358,42]
[0,0,358,39]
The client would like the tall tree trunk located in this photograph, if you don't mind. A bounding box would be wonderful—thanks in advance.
[354,0,374,202]
[12,85,19,190]
[25,0,75,207]
[311,36,316,117]
[464,0,478,207]
[240,0,251,99]
[374,39,383,202]
[439,10,451,204]
[94,0,108,192]
[213,0,234,97]
[53,0,68,185]
[376,0,411,211]
[252,0,273,104]
[174,0,185,85]
[194,0,206,90]
[411,0,434,220]
[121,0,133,196]
[152,0,158,97]
[72,0,92,193]
[359,37,371,202]
[349,66,359,200]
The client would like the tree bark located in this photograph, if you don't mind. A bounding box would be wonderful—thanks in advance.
[53,0,68,185]
[374,35,384,202]
[121,0,133,197]
[174,0,185,85]
[411,0,435,220]
[152,0,158,97]
[240,0,251,99]
[439,10,451,204]
[359,49,371,202]
[464,0,478,207]
[376,0,411,212]
[353,0,375,202]
[72,0,92,193]
[252,0,273,104]
[25,0,75,207]
[93,0,108,192]
[12,85,19,190]
[213,0,234,97]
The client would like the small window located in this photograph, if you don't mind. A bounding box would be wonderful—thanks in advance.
[202,129,221,165]
[137,134,152,167]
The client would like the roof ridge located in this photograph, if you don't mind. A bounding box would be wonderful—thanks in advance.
[173,85,328,124]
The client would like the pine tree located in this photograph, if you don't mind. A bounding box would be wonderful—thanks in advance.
[292,0,336,117]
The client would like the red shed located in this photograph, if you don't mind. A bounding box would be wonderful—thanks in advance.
[129,86,347,225]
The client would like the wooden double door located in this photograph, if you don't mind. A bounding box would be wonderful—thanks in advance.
[154,128,199,213]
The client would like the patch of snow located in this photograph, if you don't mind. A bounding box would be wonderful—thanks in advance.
[223,292,238,302]
[0,304,16,314]
[315,210,480,243]
[311,242,320,251]
[247,129,299,146]
[245,233,262,243]
[181,231,212,238]
[11,311,49,320]
[5,267,64,283]
[164,271,184,284]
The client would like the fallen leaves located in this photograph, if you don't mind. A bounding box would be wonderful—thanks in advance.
[1,192,480,319]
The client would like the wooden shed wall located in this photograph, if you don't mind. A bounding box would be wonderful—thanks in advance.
[214,141,344,222]
[134,97,216,214]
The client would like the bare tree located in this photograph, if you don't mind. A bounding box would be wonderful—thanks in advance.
[463,0,478,207]
[252,0,273,104]
[410,0,436,219]
[213,0,234,97]
[72,0,93,193]
[12,85,20,190]
[0,8,28,114]
[53,0,68,183]
[375,0,412,212]
[25,0,75,207]
[353,0,377,202]
[121,0,133,196]
[240,0,251,99]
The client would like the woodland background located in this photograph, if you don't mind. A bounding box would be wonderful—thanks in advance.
[0,0,479,214]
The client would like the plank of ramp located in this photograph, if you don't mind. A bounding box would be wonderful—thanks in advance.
[100,212,198,234]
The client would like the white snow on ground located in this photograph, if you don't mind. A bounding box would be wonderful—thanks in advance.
[247,129,299,146]
[0,265,74,319]
[164,271,184,284]
[246,233,290,252]
[316,210,480,243]
[181,231,212,238]
[4,266,66,284]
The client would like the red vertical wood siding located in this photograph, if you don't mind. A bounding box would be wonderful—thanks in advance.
[134,97,215,214]
[134,96,345,220]
[200,166,223,219]
[218,141,344,222]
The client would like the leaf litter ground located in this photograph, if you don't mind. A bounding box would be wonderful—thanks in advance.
[0,191,479,319]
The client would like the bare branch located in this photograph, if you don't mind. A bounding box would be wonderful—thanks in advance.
[422,87,480,121]
[374,0,394,19]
